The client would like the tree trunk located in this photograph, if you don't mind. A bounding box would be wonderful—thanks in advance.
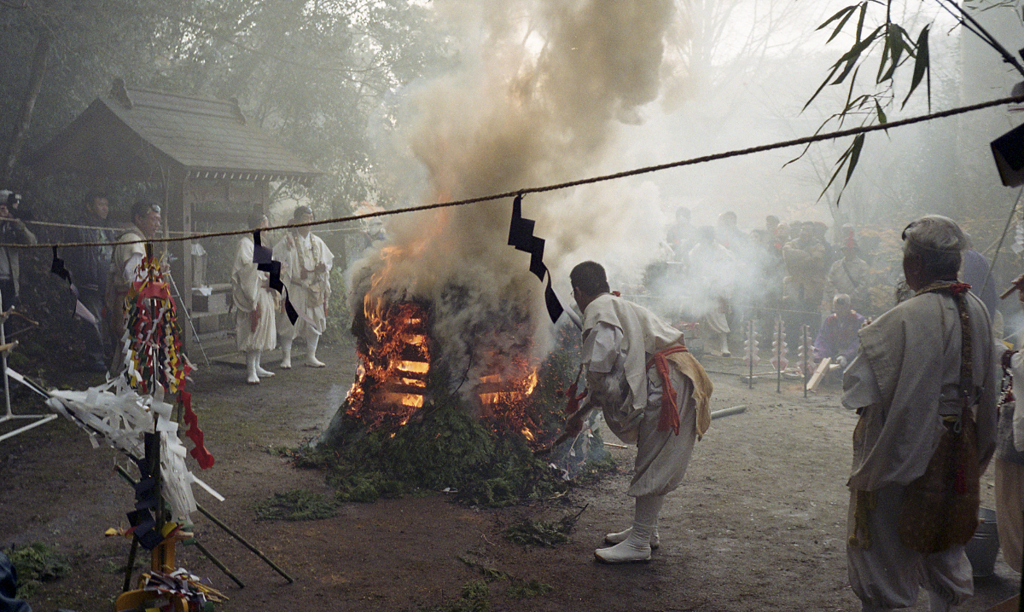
[3,30,51,185]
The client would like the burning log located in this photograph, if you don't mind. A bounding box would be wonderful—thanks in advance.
[344,287,554,444]
[311,294,607,506]
[345,298,432,429]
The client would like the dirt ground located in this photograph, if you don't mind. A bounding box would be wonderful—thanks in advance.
[1,337,1021,612]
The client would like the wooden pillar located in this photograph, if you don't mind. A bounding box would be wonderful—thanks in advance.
[257,179,269,217]
[166,169,193,352]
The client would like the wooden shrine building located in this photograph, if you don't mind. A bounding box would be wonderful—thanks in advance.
[27,79,320,350]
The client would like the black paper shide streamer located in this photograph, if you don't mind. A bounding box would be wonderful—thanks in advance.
[51,246,97,326]
[253,230,299,325]
[126,433,163,549]
[507,194,565,324]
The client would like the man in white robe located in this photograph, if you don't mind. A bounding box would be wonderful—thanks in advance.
[275,206,333,368]
[842,215,998,612]
[106,201,161,374]
[566,261,713,563]
[232,213,277,384]
[688,225,736,356]
[995,272,1024,582]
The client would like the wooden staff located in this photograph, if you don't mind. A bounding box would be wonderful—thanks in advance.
[1000,274,1024,299]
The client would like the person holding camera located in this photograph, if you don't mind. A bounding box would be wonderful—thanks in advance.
[0,191,37,321]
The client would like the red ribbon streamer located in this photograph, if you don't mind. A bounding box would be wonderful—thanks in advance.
[181,391,215,469]
[647,344,689,435]
[564,383,588,415]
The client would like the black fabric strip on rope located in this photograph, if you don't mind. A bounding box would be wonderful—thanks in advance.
[50,246,70,284]
[508,195,564,324]
[253,230,299,325]
[50,245,99,325]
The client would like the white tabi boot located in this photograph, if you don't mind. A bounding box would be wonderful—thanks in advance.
[280,338,293,369]
[254,352,274,378]
[245,351,260,384]
[604,525,660,549]
[595,494,664,564]
[305,334,325,368]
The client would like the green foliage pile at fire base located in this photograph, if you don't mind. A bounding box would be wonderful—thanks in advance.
[303,388,566,507]
[300,330,614,507]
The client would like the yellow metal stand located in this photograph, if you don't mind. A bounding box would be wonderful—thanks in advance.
[114,527,193,612]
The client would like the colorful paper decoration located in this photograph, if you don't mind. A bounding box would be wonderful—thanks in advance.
[121,253,194,396]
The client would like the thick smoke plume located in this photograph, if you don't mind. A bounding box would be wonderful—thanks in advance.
[349,0,677,398]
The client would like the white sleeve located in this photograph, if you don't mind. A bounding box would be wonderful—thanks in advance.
[123,252,143,284]
[582,322,627,410]
[840,352,881,413]
[583,322,623,374]
[1011,352,1024,452]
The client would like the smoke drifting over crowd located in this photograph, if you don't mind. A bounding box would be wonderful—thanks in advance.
[347,0,1020,380]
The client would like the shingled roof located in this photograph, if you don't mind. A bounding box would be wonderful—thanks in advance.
[28,79,320,184]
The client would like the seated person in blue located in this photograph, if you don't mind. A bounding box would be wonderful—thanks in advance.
[813,293,866,371]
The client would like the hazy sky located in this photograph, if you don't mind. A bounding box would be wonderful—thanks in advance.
[352,0,1023,353]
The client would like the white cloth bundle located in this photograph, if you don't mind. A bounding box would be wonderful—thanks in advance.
[46,377,222,521]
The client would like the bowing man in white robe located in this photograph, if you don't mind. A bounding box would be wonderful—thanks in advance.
[566,261,713,564]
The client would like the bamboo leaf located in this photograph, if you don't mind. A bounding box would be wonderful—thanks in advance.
[818,5,859,43]
[830,27,881,86]
[819,156,848,200]
[902,25,930,109]
[876,24,893,83]
[817,4,857,31]
[818,134,866,204]
[844,134,866,185]
[855,2,868,42]
[805,64,846,110]
[888,26,906,73]
[843,68,861,117]
[875,99,887,124]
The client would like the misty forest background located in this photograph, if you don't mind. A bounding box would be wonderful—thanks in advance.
[3,0,1024,348]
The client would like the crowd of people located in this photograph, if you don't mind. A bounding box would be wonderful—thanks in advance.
[3,187,1023,609]
[657,207,1008,380]
[576,214,1022,612]
[4,191,338,383]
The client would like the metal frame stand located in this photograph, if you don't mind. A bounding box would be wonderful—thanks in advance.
[164,267,210,367]
[0,299,56,442]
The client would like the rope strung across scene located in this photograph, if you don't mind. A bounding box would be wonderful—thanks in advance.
[21,218,371,236]
[10,93,1024,251]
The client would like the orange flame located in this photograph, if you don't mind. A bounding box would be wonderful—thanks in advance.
[345,297,431,430]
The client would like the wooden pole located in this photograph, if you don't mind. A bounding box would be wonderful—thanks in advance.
[802,325,808,399]
[776,318,782,394]
[192,541,245,589]
[115,465,293,584]
[747,320,754,390]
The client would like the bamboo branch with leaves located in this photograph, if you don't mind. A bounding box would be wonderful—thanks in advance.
[800,0,1022,204]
